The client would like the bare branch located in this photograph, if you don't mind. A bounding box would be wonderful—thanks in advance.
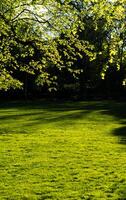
[11,9,27,22]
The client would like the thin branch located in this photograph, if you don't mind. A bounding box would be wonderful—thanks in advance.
[3,3,30,14]
[11,9,27,22]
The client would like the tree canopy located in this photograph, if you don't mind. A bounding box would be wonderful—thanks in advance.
[0,0,126,98]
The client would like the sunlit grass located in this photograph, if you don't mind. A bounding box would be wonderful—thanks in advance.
[0,100,126,199]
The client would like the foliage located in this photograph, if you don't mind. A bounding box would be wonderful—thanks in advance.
[0,0,126,93]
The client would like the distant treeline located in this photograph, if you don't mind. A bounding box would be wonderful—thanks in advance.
[1,70,126,100]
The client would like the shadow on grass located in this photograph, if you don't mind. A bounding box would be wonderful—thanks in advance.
[100,104,126,144]
[0,100,126,144]
[1,100,126,198]
[112,125,126,144]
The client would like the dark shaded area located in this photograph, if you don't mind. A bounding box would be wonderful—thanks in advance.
[100,104,126,144]
[0,100,126,144]
[0,67,126,101]
[113,126,126,144]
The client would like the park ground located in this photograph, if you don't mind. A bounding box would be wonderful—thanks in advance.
[0,100,126,199]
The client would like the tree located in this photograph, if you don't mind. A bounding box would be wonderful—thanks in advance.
[0,0,126,99]
[0,0,73,91]
[55,0,126,98]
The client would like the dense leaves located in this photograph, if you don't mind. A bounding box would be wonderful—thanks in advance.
[0,0,126,97]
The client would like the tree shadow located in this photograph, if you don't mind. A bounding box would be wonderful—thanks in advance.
[100,103,126,145]
[0,99,112,111]
[111,125,126,144]
[0,100,110,135]
[0,100,126,143]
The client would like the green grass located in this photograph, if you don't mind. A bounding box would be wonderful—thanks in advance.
[0,100,126,200]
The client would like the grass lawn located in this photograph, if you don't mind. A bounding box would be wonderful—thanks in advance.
[0,100,126,199]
